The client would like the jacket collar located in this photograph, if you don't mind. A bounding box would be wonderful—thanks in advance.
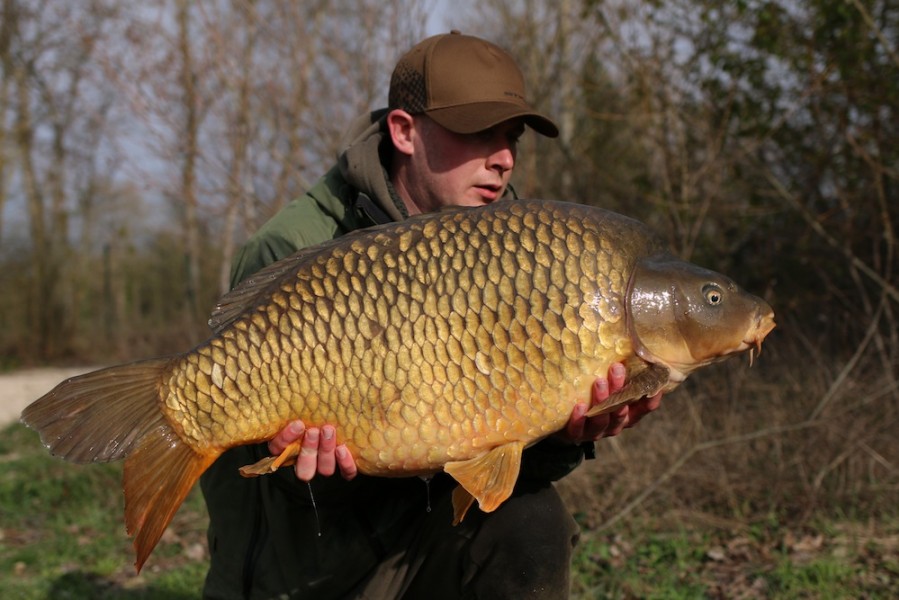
[336,109,407,222]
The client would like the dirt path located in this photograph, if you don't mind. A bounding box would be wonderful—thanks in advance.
[0,367,97,427]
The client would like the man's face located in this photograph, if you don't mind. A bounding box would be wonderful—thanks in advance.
[399,115,525,215]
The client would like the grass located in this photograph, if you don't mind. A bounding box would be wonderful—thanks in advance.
[0,424,208,599]
[571,527,708,598]
[569,516,899,599]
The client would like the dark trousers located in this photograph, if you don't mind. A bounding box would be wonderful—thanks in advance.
[351,479,580,599]
[203,447,579,600]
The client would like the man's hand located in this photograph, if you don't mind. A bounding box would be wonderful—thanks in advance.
[268,421,358,482]
[556,362,663,444]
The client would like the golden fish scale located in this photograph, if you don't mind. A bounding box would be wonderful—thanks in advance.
[160,202,643,475]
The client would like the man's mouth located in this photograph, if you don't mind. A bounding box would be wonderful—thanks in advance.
[475,184,502,201]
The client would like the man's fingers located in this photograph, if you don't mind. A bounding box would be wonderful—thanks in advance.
[566,402,588,440]
[591,378,610,405]
[269,420,305,455]
[317,425,337,476]
[626,392,663,428]
[294,427,320,482]
[582,414,612,440]
[601,406,629,438]
[335,445,358,480]
[608,362,626,393]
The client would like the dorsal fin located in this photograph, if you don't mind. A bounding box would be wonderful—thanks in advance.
[209,200,555,334]
[208,233,359,333]
[207,206,473,334]
[209,219,411,334]
[208,244,325,334]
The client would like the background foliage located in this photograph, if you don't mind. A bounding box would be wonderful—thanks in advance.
[1,0,896,596]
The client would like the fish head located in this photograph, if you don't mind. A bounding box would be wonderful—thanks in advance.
[626,254,776,380]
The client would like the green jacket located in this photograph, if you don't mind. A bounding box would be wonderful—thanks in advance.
[229,109,405,287]
[201,110,589,599]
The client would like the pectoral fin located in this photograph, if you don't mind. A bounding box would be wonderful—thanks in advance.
[585,363,670,418]
[444,441,525,524]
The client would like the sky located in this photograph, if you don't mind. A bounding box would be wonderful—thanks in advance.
[425,0,463,36]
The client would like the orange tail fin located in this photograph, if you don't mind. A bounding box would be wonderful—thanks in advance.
[20,358,218,572]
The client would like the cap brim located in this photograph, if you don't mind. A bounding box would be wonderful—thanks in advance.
[426,102,559,138]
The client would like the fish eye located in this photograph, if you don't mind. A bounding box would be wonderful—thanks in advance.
[702,284,723,305]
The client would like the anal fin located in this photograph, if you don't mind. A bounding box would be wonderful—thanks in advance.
[444,441,525,524]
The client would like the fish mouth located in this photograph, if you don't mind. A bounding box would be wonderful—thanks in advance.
[744,311,776,366]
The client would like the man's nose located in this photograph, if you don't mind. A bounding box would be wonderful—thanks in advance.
[488,145,515,174]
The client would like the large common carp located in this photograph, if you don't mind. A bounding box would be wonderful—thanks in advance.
[22,199,775,571]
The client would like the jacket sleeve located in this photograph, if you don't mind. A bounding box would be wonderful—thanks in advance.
[519,440,591,482]
[229,193,343,287]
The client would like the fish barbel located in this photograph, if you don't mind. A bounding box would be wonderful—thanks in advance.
[21,199,775,570]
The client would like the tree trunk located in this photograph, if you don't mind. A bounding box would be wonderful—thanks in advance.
[218,0,256,296]
[177,0,202,323]
[15,58,53,357]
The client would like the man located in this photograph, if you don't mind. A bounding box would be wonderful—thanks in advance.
[201,31,661,599]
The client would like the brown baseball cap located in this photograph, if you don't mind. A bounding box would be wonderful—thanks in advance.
[388,31,559,138]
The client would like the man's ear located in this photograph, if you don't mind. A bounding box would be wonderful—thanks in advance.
[386,109,415,156]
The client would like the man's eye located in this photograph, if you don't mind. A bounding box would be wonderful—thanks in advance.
[481,130,495,141]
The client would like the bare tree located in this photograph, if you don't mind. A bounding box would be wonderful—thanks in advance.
[176,0,202,321]
[191,0,433,294]
[0,0,12,248]
[0,1,123,359]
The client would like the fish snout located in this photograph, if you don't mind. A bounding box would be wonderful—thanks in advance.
[744,308,776,365]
